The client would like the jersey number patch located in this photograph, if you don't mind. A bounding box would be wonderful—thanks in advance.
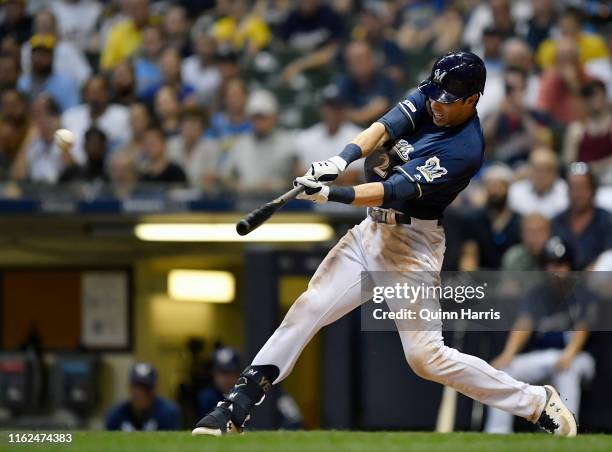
[416,156,448,182]
[373,153,391,178]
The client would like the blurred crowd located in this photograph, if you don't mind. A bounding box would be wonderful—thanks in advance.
[0,0,610,204]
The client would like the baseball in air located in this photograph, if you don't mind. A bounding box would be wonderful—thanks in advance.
[54,129,75,151]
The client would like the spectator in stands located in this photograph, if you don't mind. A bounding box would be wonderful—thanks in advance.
[536,6,608,70]
[215,49,241,95]
[337,41,395,127]
[521,0,556,52]
[138,127,187,184]
[162,4,192,58]
[483,67,551,166]
[396,1,463,56]
[133,25,164,99]
[211,0,271,57]
[552,162,612,270]
[221,89,296,192]
[154,86,182,137]
[280,0,344,83]
[142,47,195,103]
[295,85,362,185]
[20,9,91,87]
[17,34,79,112]
[501,213,551,271]
[585,24,612,101]
[167,108,220,189]
[563,80,612,178]
[50,0,102,52]
[11,96,74,183]
[0,53,19,93]
[481,27,505,76]
[182,31,221,106]
[0,89,29,172]
[62,74,130,161]
[109,151,137,195]
[106,362,181,431]
[0,0,32,45]
[118,102,152,160]
[486,236,596,434]
[101,0,151,70]
[59,126,109,183]
[508,147,568,218]
[538,37,593,125]
[111,60,138,106]
[352,4,405,83]
[206,78,251,143]
[463,0,516,54]
[461,164,521,270]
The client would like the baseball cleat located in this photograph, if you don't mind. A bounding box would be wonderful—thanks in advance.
[536,385,578,437]
[192,402,243,436]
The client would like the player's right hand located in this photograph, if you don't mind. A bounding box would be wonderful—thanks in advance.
[304,156,347,183]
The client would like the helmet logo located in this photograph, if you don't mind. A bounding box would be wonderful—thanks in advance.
[433,69,447,84]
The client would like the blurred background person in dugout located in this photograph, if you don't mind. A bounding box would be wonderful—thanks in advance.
[485,236,596,434]
[106,362,181,431]
[197,347,303,430]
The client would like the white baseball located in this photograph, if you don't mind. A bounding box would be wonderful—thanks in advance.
[54,129,75,151]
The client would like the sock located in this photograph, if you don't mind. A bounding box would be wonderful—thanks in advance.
[225,365,279,427]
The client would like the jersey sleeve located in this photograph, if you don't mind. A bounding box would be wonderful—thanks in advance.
[390,151,478,199]
[377,89,428,141]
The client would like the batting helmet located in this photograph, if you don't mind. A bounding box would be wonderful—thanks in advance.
[418,51,486,103]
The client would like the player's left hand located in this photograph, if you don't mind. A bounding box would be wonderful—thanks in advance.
[304,157,347,183]
[294,177,329,203]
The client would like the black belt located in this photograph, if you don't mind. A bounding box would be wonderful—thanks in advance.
[367,207,442,226]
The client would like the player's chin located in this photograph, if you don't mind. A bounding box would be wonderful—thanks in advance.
[432,116,447,126]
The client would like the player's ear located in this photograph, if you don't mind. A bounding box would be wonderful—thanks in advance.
[465,93,479,107]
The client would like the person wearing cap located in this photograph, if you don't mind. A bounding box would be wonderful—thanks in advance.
[486,236,596,433]
[220,89,297,192]
[106,362,181,431]
[196,348,303,429]
[20,9,92,88]
[295,85,363,185]
[17,34,79,112]
[194,51,579,437]
[551,162,612,270]
[461,163,521,270]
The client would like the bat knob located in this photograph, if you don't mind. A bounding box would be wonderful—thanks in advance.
[236,219,250,236]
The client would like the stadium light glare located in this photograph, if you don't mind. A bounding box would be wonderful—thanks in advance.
[168,270,235,303]
[134,223,334,242]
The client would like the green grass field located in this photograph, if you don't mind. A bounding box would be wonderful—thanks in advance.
[2,431,611,452]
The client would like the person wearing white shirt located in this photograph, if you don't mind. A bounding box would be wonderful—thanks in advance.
[21,9,92,87]
[295,86,363,184]
[181,31,221,105]
[50,0,102,52]
[61,75,130,164]
[166,108,221,188]
[508,147,569,218]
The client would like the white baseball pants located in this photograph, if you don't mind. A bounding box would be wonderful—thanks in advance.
[485,349,595,433]
[252,216,547,422]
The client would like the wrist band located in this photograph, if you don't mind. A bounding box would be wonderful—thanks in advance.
[328,186,356,204]
[338,143,362,167]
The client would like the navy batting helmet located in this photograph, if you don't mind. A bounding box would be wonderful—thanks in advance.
[418,51,486,103]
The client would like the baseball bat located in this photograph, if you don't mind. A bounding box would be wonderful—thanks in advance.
[236,185,306,236]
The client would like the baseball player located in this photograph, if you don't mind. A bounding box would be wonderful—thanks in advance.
[192,51,577,437]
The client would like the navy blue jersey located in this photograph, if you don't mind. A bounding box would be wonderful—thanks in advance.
[367,89,485,219]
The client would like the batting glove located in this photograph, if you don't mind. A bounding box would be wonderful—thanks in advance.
[294,176,330,203]
[305,156,347,183]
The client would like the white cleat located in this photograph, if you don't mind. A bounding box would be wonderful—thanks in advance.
[536,385,578,437]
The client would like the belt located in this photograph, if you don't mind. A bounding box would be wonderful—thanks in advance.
[367,207,442,226]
